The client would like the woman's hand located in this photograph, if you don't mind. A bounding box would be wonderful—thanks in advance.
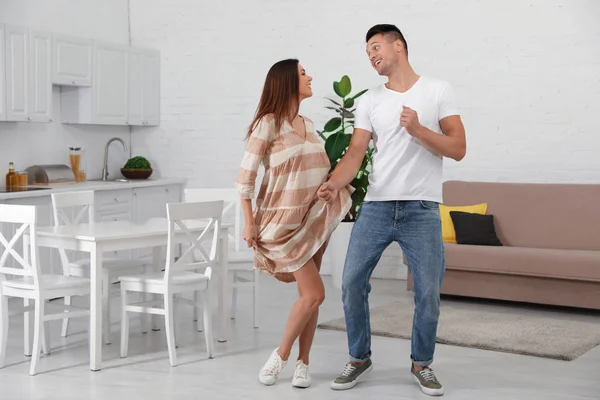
[242,222,258,248]
[317,180,339,205]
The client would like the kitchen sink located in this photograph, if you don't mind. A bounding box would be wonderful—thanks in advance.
[89,178,133,183]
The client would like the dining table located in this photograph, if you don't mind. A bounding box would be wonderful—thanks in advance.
[31,217,231,371]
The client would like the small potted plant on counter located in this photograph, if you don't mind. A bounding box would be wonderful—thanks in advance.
[121,156,153,179]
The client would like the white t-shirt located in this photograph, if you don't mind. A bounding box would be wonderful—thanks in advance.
[354,76,459,203]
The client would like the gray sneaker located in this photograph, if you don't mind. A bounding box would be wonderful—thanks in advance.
[330,359,373,390]
[411,365,444,396]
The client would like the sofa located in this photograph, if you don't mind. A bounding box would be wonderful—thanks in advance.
[406,180,600,310]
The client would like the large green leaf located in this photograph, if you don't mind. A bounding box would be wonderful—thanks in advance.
[351,188,367,209]
[351,173,369,191]
[333,81,343,97]
[338,76,352,97]
[323,117,341,133]
[344,98,354,108]
[352,89,368,99]
[325,133,352,163]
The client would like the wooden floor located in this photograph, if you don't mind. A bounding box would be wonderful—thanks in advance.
[1,275,599,399]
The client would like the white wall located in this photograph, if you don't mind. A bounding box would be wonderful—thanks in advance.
[130,0,600,279]
[0,0,131,181]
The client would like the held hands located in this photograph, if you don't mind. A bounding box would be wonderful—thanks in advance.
[317,181,339,205]
[242,223,258,249]
[400,106,422,137]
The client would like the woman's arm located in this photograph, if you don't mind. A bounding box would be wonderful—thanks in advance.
[234,116,274,248]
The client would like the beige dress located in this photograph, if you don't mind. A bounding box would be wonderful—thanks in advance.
[235,114,352,283]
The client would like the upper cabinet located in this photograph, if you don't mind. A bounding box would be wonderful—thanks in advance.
[128,48,160,126]
[1,23,52,123]
[0,25,52,122]
[29,30,52,122]
[4,24,29,122]
[52,34,93,87]
[61,42,129,125]
[0,25,6,121]
[0,21,160,127]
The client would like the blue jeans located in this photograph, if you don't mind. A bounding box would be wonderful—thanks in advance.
[341,200,445,367]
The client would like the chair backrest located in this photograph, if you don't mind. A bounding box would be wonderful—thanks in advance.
[0,204,41,289]
[51,190,95,270]
[183,188,243,252]
[51,190,95,227]
[164,200,223,286]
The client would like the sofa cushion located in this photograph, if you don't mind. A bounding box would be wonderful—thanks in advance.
[444,243,600,282]
[450,211,503,246]
[439,202,488,243]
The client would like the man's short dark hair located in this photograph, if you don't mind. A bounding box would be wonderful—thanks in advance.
[366,24,408,55]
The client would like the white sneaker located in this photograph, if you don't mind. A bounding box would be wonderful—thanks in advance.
[292,360,311,388]
[258,348,287,385]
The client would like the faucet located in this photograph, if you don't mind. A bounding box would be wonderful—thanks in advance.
[101,137,128,181]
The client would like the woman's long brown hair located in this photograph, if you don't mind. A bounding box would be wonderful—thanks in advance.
[247,58,299,138]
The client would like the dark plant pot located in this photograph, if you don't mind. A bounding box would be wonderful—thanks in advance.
[121,168,153,180]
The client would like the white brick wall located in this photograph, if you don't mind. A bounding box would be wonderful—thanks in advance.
[129,0,600,279]
[0,0,131,180]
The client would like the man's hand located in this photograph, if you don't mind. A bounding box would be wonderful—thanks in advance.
[400,105,423,137]
[317,181,339,205]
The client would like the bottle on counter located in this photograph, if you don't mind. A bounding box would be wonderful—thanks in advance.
[5,162,15,189]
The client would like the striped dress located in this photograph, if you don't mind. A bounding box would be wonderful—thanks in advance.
[235,114,353,283]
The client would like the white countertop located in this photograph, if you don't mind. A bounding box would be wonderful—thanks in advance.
[0,177,186,201]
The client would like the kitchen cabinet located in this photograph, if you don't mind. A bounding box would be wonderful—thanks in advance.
[4,24,29,122]
[0,20,160,127]
[29,30,52,122]
[1,24,52,123]
[128,48,160,126]
[0,25,6,121]
[95,189,134,260]
[61,42,129,125]
[52,34,93,87]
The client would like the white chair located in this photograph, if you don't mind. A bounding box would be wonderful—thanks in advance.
[183,188,259,328]
[51,190,148,344]
[0,204,90,375]
[119,200,223,366]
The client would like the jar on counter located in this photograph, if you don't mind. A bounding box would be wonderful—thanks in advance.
[16,171,28,189]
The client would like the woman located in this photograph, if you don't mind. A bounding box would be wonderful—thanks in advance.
[235,59,352,388]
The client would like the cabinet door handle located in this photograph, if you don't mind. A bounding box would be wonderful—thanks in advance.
[72,80,76,84]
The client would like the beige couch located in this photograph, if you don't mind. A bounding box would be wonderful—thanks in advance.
[407,180,600,310]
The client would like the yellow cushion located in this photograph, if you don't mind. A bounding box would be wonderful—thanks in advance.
[439,203,488,243]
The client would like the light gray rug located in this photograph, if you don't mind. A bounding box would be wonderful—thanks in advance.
[318,300,600,361]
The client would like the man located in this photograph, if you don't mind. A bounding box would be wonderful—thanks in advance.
[318,24,466,396]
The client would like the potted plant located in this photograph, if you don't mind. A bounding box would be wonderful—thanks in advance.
[316,75,372,284]
[121,156,153,179]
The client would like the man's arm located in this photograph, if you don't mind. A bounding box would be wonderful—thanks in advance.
[401,106,466,161]
[317,128,371,203]
[418,115,466,161]
[328,129,372,188]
